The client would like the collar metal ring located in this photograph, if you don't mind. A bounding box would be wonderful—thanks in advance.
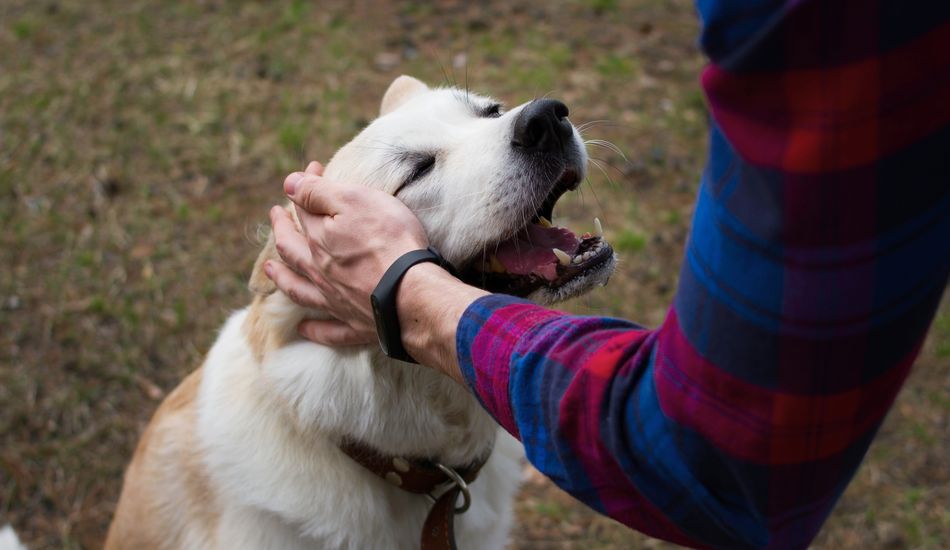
[434,462,472,514]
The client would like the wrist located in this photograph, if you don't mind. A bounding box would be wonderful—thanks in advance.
[395,262,487,382]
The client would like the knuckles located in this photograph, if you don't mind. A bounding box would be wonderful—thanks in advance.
[286,287,301,304]
[337,187,362,207]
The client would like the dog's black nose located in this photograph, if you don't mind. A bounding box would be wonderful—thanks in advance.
[511,99,573,153]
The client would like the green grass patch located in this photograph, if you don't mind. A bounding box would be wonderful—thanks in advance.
[904,487,924,507]
[278,122,308,155]
[547,43,574,69]
[534,501,570,520]
[285,0,309,21]
[74,250,97,269]
[596,54,637,78]
[399,2,435,18]
[926,388,950,411]
[208,205,224,223]
[663,209,682,225]
[174,300,188,329]
[932,312,950,358]
[580,0,620,14]
[910,422,935,445]
[512,64,557,96]
[685,88,707,113]
[616,229,647,252]
[478,31,517,60]
[12,18,35,40]
[256,0,311,42]
[87,295,108,315]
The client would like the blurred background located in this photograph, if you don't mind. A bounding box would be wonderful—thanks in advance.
[0,0,946,548]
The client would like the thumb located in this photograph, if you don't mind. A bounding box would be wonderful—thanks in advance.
[304,161,324,176]
[285,174,353,218]
[298,319,375,347]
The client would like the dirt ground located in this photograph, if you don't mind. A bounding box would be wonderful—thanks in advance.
[1,1,946,548]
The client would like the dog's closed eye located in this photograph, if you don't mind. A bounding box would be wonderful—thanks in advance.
[394,152,436,195]
[407,154,435,182]
[479,103,503,118]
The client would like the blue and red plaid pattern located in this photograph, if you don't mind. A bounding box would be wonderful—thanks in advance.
[456,1,950,548]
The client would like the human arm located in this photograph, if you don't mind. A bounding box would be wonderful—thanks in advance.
[451,1,950,547]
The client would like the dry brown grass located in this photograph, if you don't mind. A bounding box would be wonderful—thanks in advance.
[1,0,946,548]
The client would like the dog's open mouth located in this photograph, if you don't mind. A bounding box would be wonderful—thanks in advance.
[459,169,615,297]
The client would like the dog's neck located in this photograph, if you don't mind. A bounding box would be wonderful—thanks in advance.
[241,291,497,466]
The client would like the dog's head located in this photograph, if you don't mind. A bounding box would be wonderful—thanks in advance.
[259,75,616,305]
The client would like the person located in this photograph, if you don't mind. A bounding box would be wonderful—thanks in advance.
[264,1,950,548]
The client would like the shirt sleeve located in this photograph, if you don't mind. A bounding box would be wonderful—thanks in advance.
[456,2,950,548]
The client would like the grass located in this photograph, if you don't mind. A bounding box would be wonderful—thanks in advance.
[11,19,35,40]
[615,229,648,253]
[0,0,947,548]
[933,312,950,358]
[596,54,638,78]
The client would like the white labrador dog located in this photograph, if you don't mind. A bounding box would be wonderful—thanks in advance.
[106,75,615,549]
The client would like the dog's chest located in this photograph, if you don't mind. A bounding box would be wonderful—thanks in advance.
[194,310,521,548]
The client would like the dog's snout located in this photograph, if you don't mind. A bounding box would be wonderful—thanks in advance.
[511,99,573,153]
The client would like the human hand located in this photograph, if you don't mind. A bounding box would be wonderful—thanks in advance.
[265,161,429,346]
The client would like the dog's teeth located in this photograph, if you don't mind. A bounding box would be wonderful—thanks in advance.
[489,255,507,273]
[572,255,584,265]
[594,217,603,238]
[538,216,553,228]
[552,248,571,266]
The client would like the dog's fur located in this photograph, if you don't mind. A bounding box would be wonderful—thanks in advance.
[0,526,25,550]
[107,76,607,549]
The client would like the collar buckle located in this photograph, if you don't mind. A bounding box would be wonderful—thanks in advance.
[431,462,471,514]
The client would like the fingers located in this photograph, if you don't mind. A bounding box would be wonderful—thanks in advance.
[263,260,330,311]
[270,205,317,272]
[266,259,373,347]
[286,172,356,217]
[283,161,325,195]
[298,319,375,347]
[304,161,324,176]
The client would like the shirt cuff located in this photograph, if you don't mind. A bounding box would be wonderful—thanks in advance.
[455,294,563,438]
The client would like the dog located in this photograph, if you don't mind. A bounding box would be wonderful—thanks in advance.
[106,75,616,549]
[0,526,26,550]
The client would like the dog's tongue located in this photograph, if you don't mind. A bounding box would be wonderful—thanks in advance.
[495,223,580,281]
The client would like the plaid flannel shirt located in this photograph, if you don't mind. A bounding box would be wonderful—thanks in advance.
[456,1,950,548]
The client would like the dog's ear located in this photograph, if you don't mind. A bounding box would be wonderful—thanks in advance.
[380,75,427,116]
[248,229,278,295]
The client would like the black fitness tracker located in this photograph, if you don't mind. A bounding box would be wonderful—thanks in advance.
[370,246,457,363]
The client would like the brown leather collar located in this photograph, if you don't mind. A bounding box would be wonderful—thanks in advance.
[339,438,491,550]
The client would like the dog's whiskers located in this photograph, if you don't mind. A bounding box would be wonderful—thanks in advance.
[576,120,621,133]
[586,157,622,194]
[410,190,493,213]
[584,139,628,162]
[588,156,628,179]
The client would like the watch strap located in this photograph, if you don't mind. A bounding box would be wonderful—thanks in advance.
[370,246,456,363]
